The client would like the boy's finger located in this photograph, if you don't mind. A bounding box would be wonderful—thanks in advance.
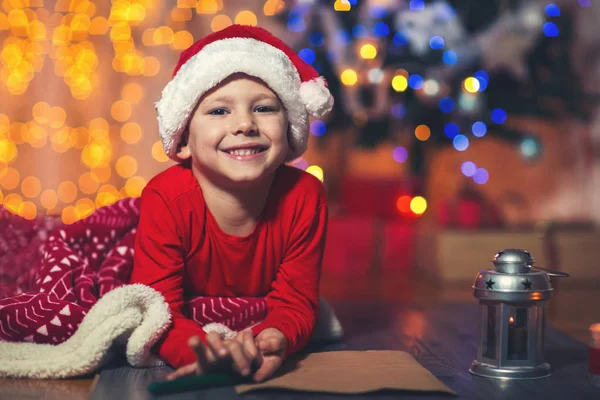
[252,357,281,383]
[188,335,216,370]
[242,330,263,370]
[206,332,229,358]
[258,337,283,354]
[225,340,251,376]
[166,363,198,381]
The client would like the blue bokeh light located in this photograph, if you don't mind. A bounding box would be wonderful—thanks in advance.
[408,74,424,90]
[373,22,390,37]
[391,103,406,119]
[287,17,305,32]
[474,70,488,91]
[461,161,477,177]
[443,50,457,65]
[409,0,425,11]
[543,22,559,37]
[545,4,560,17]
[308,32,324,47]
[336,30,351,46]
[352,24,368,38]
[310,120,326,137]
[298,48,315,65]
[429,36,445,50]
[472,121,487,137]
[491,108,507,124]
[453,134,469,151]
[444,123,460,139]
[439,97,455,113]
[370,5,387,18]
[473,168,490,184]
[393,32,409,46]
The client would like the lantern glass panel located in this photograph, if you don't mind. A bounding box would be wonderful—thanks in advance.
[483,304,497,359]
[507,306,528,360]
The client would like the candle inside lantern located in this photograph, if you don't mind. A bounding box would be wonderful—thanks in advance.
[508,316,528,360]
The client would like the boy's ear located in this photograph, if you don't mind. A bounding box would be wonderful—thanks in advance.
[176,144,192,161]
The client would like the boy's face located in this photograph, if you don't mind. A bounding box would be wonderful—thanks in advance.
[178,74,289,187]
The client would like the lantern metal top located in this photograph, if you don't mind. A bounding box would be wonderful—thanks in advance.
[492,249,533,274]
[473,249,568,302]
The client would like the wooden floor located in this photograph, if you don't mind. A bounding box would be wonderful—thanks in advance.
[1,275,597,399]
[319,274,600,345]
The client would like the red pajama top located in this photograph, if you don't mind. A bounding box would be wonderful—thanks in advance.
[129,162,328,368]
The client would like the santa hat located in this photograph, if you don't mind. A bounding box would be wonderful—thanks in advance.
[155,24,334,162]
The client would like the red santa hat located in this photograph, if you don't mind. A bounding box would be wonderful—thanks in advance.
[155,24,334,162]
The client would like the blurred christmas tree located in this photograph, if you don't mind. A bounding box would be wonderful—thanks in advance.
[284,0,591,175]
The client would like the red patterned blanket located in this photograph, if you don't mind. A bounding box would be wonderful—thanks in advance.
[0,198,267,378]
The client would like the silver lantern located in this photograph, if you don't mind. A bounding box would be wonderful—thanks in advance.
[470,249,569,379]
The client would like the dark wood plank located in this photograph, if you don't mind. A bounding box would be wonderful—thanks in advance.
[0,376,96,400]
[91,302,600,400]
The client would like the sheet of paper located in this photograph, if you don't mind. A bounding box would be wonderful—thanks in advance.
[235,350,457,395]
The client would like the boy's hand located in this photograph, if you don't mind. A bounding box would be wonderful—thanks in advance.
[165,330,262,381]
[252,328,287,382]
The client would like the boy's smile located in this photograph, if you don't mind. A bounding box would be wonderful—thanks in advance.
[177,73,289,188]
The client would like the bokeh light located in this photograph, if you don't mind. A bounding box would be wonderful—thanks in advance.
[463,77,480,93]
[359,43,377,59]
[124,176,147,197]
[410,196,427,215]
[21,176,41,198]
[0,167,20,190]
[472,121,487,137]
[392,75,408,92]
[461,161,477,177]
[429,36,445,50]
[491,108,507,124]
[310,120,326,137]
[152,140,170,162]
[40,189,58,210]
[392,146,408,163]
[116,155,138,178]
[235,10,257,26]
[453,134,469,151]
[408,74,424,90]
[211,15,232,32]
[439,97,454,113]
[58,180,78,203]
[79,172,99,194]
[444,123,460,139]
[306,165,324,182]
[340,69,358,86]
[443,50,457,65]
[473,168,490,184]
[396,195,411,213]
[391,103,406,119]
[121,122,142,144]
[415,125,431,141]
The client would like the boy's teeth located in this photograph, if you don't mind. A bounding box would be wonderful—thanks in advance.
[229,148,262,156]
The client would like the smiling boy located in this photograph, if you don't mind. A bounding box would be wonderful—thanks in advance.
[129,25,334,382]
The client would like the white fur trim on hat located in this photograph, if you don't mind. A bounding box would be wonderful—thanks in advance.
[156,37,317,162]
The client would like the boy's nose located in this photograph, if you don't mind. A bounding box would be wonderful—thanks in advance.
[233,116,258,136]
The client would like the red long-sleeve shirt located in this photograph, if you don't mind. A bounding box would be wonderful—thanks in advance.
[130,162,328,368]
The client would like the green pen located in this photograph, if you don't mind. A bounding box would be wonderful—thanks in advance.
[147,373,253,395]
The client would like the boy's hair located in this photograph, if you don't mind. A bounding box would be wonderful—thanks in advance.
[155,24,333,163]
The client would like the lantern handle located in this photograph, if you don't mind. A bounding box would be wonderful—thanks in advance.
[530,265,570,278]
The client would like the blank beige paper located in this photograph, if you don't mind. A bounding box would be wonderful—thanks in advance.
[236,350,457,396]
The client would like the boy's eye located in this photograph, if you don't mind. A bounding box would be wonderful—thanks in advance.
[208,108,228,115]
[255,106,276,113]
